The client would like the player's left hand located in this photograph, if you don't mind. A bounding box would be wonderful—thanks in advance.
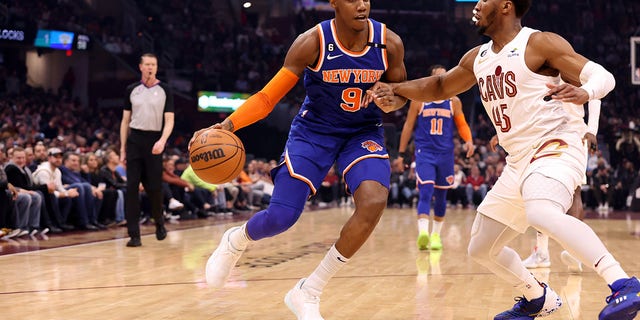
[584,132,598,154]
[544,82,590,105]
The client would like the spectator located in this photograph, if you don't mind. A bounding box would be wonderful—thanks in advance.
[32,148,87,230]
[81,152,119,226]
[0,166,14,234]
[59,152,105,230]
[162,157,205,217]
[609,159,636,210]
[317,165,340,207]
[388,160,404,207]
[448,164,468,208]
[98,149,127,226]
[181,164,230,214]
[5,146,65,233]
[1,166,35,238]
[3,148,44,236]
[399,163,419,208]
[591,158,612,214]
[465,165,487,207]
[484,164,498,190]
[615,129,640,169]
[28,141,48,172]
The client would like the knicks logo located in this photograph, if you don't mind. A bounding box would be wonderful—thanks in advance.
[446,175,454,185]
[530,139,568,163]
[361,140,383,152]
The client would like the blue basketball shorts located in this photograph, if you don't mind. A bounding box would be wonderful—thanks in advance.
[414,149,454,188]
[271,126,391,198]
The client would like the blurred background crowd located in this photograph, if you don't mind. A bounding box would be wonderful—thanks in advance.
[1,0,640,238]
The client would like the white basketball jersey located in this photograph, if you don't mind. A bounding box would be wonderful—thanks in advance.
[563,101,588,138]
[473,27,568,155]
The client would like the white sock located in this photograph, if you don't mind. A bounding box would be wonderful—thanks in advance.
[515,274,545,301]
[594,253,629,285]
[418,217,429,234]
[536,232,549,257]
[229,224,250,251]
[303,244,349,297]
[432,220,444,235]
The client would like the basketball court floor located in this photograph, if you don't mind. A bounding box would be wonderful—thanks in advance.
[1,206,639,319]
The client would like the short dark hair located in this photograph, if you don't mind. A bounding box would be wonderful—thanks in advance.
[139,53,158,64]
[428,64,446,76]
[512,0,532,18]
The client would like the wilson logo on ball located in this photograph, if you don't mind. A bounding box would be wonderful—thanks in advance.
[191,148,226,162]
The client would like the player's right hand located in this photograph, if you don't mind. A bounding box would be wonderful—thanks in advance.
[392,157,406,173]
[189,120,234,150]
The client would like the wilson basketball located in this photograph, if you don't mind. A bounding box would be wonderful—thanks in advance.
[189,128,246,184]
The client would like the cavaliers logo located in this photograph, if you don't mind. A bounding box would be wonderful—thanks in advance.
[361,140,383,152]
[530,139,568,163]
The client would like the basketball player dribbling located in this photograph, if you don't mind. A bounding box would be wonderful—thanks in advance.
[190,0,407,318]
[366,0,640,319]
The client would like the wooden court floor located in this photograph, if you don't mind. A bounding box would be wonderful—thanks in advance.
[1,206,639,319]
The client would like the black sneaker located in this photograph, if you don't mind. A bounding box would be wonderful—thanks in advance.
[49,226,63,234]
[60,223,75,231]
[94,222,108,230]
[156,224,167,241]
[126,237,142,247]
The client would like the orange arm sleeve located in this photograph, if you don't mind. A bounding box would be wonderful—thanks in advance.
[228,67,299,131]
[454,114,473,143]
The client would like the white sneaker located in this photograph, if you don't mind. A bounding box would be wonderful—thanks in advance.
[205,226,244,288]
[284,278,324,320]
[168,198,184,211]
[522,250,551,268]
[537,282,563,317]
[6,229,22,238]
[17,229,29,237]
[560,250,583,273]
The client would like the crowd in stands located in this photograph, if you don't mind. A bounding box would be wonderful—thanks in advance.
[2,0,640,239]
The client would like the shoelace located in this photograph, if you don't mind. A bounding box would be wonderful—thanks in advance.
[604,286,620,303]
[509,296,541,316]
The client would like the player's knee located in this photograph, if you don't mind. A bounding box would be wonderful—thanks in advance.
[525,199,564,233]
[262,202,303,235]
[356,192,387,211]
[467,240,487,262]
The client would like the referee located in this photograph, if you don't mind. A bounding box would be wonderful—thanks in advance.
[120,53,174,247]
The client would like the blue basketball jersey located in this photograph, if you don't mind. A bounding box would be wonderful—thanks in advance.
[414,99,455,153]
[292,18,388,135]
